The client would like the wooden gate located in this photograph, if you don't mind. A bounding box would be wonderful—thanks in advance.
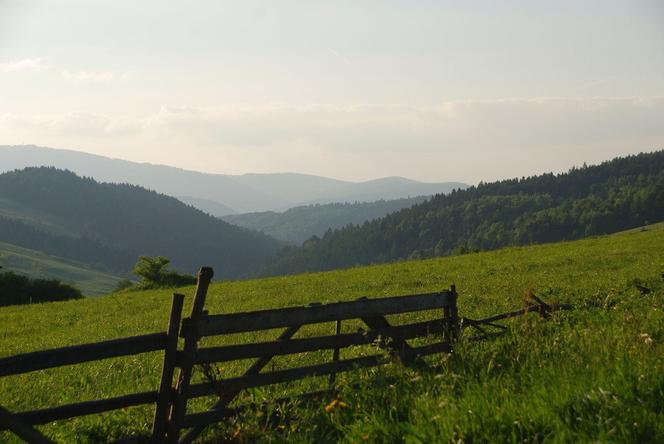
[162,268,459,443]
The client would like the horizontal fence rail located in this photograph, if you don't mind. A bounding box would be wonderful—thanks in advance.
[471,303,574,325]
[188,355,387,399]
[189,290,454,337]
[0,391,159,430]
[187,341,452,400]
[191,318,444,364]
[0,333,167,377]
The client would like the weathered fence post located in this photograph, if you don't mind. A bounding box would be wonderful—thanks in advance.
[328,319,342,386]
[450,284,459,341]
[443,285,459,344]
[165,267,214,443]
[151,293,185,442]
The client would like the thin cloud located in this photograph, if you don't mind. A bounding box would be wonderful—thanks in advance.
[0,57,51,72]
[61,70,132,83]
[0,57,133,84]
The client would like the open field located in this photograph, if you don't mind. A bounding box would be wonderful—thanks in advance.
[0,224,662,442]
[0,241,125,296]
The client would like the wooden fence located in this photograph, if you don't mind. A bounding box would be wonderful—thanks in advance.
[167,268,458,444]
[0,267,571,443]
[0,290,185,444]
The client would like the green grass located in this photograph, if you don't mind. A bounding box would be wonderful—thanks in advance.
[0,225,662,443]
[0,241,125,296]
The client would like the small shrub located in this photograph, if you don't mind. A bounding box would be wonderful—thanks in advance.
[0,271,83,306]
[132,256,196,289]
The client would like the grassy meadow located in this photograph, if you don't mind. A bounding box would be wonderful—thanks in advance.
[0,241,124,296]
[0,224,662,442]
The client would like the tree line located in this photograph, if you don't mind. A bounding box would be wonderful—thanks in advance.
[260,151,664,276]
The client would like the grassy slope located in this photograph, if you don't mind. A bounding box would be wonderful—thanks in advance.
[0,225,662,442]
[0,241,124,296]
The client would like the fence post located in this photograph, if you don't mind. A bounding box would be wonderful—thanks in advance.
[151,293,185,442]
[443,284,459,344]
[450,285,459,341]
[328,319,342,387]
[165,267,214,443]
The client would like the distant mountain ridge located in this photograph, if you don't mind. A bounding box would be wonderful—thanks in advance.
[0,145,467,214]
[0,167,282,278]
[222,196,431,244]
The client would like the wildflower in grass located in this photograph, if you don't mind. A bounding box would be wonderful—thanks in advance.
[325,397,348,413]
[639,333,653,345]
[325,399,337,412]
[231,427,241,439]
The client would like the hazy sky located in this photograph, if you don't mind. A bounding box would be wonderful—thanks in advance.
[1,0,663,183]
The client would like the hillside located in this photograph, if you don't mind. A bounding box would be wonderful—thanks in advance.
[263,151,664,276]
[0,241,124,295]
[222,196,430,244]
[176,196,237,217]
[0,167,282,278]
[0,223,661,442]
[0,145,466,213]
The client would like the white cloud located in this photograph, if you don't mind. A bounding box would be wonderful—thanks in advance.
[47,112,114,134]
[0,57,51,72]
[1,96,663,182]
[133,97,664,154]
[0,57,133,85]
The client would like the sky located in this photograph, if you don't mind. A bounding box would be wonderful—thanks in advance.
[1,0,663,184]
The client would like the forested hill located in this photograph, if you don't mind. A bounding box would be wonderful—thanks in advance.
[261,151,664,276]
[222,196,430,245]
[0,168,282,278]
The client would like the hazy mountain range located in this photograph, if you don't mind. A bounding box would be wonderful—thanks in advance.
[0,151,659,290]
[222,196,431,245]
[0,167,282,278]
[0,146,467,214]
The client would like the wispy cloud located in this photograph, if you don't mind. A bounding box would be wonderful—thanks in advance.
[0,57,133,84]
[0,57,51,72]
[61,70,133,83]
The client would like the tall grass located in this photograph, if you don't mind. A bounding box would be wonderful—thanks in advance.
[0,224,662,442]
